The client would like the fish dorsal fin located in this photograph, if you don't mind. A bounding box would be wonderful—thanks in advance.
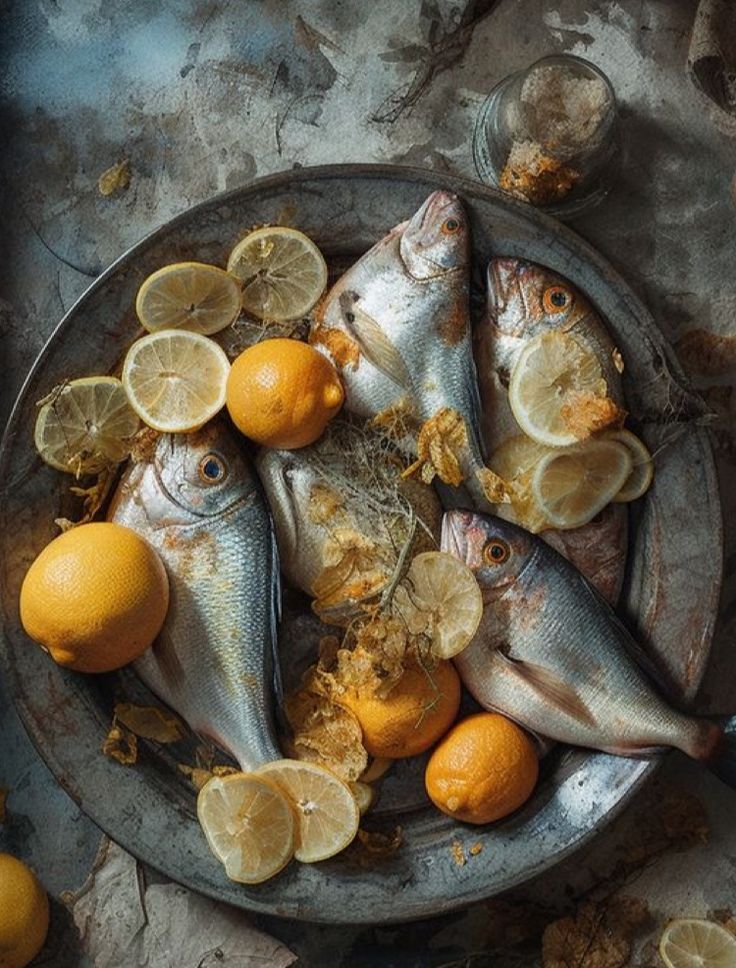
[338,292,413,391]
[497,651,597,728]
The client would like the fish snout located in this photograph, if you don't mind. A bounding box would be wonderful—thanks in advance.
[487,258,530,333]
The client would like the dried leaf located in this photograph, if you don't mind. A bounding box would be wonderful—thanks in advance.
[469,842,483,857]
[65,839,297,967]
[102,725,137,765]
[0,787,7,823]
[98,159,132,197]
[284,685,368,782]
[542,899,648,968]
[561,392,625,439]
[404,408,472,487]
[475,466,510,504]
[451,841,466,867]
[369,396,419,443]
[310,325,361,369]
[114,703,187,743]
[307,482,345,525]
[55,467,118,532]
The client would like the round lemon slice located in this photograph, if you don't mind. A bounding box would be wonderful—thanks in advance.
[256,759,359,863]
[227,226,328,322]
[136,262,242,335]
[122,330,230,432]
[509,331,609,447]
[531,440,632,530]
[34,376,140,476]
[607,429,654,502]
[489,435,552,533]
[197,772,295,884]
[659,918,736,968]
[392,551,483,659]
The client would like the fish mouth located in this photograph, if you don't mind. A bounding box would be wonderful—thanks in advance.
[417,190,459,229]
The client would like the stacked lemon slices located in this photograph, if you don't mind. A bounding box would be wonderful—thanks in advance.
[197,759,360,883]
[33,228,331,467]
[493,331,653,531]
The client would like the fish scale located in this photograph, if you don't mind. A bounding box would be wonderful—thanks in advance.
[108,420,282,771]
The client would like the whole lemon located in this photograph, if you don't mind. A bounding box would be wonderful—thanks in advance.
[340,659,460,759]
[226,338,344,449]
[20,522,169,673]
[0,853,49,968]
[425,712,538,824]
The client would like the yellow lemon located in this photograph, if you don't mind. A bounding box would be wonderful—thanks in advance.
[0,853,49,968]
[226,338,344,448]
[20,522,169,673]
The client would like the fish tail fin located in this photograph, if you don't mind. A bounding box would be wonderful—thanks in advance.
[699,716,736,789]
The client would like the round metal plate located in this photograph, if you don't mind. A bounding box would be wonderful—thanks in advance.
[0,165,722,923]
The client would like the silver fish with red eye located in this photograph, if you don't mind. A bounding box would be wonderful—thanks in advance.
[442,509,736,786]
[311,191,487,498]
[108,419,282,771]
[475,256,628,602]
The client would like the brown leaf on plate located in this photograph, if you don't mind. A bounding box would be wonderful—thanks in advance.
[469,842,483,857]
[102,725,137,766]
[355,825,403,858]
[98,159,132,197]
[114,702,187,743]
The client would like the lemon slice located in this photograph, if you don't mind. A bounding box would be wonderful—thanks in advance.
[136,262,242,335]
[256,759,359,863]
[197,772,295,884]
[659,919,736,968]
[509,331,609,447]
[227,226,328,322]
[531,439,632,529]
[392,551,483,659]
[122,330,230,432]
[607,429,654,502]
[34,376,140,476]
[489,435,552,533]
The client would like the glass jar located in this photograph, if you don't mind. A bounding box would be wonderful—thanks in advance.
[473,54,619,217]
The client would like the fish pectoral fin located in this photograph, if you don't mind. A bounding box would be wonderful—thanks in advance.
[339,293,413,391]
[497,652,597,728]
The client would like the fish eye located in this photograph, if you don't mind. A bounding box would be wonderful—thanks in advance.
[543,285,573,314]
[483,539,510,565]
[441,217,461,235]
[198,454,227,484]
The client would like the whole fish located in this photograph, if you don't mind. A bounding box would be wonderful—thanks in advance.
[311,191,490,502]
[443,509,735,783]
[476,257,628,602]
[256,419,441,624]
[108,420,282,771]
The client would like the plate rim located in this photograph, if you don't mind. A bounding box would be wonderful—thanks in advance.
[0,163,723,923]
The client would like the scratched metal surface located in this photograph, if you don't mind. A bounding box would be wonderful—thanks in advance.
[0,165,722,924]
[2,0,736,961]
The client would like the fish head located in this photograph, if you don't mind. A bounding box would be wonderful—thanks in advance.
[254,447,317,561]
[486,258,591,337]
[400,191,469,280]
[148,421,260,523]
[441,510,535,599]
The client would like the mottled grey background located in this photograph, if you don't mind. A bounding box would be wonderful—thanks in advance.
[2,1,736,965]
